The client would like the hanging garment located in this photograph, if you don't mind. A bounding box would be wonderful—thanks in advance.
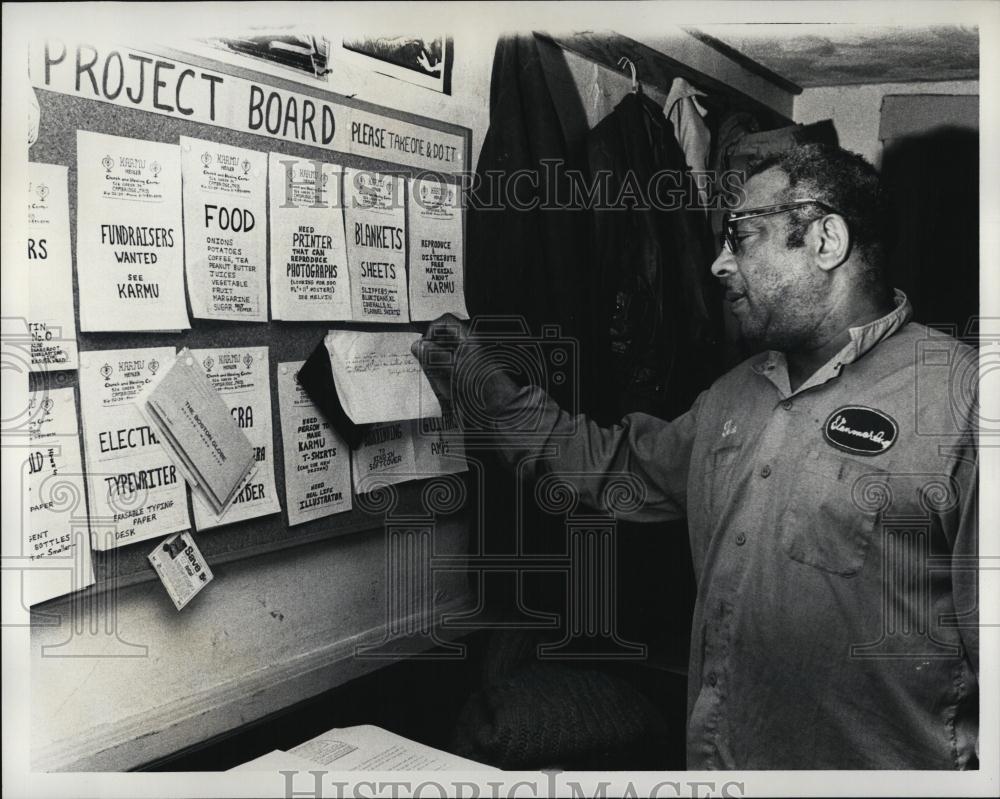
[663,77,712,206]
[466,34,591,407]
[586,91,722,422]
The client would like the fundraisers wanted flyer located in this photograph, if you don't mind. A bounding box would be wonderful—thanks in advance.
[76,131,189,331]
[407,175,467,321]
[23,388,95,606]
[277,361,352,526]
[190,346,280,529]
[27,162,78,371]
[344,168,409,322]
[181,137,268,321]
[268,154,352,320]
[78,348,190,550]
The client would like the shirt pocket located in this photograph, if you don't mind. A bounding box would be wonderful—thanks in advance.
[702,438,744,515]
[777,450,886,577]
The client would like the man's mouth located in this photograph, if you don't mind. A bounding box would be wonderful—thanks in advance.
[725,290,747,305]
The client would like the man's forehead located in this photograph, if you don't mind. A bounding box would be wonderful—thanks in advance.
[739,168,789,210]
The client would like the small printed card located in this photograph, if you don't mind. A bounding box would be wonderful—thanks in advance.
[148,532,214,610]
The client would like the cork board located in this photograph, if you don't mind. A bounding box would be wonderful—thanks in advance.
[27,45,472,596]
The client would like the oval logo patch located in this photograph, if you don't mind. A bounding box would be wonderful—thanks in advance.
[823,406,898,456]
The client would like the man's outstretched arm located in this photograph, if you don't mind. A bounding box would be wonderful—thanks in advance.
[412,314,702,522]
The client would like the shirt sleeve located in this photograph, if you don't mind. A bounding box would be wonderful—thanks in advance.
[947,438,979,680]
[478,377,703,522]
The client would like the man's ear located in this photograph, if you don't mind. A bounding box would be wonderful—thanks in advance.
[811,214,851,272]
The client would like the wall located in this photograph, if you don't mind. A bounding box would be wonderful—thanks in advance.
[793,80,980,167]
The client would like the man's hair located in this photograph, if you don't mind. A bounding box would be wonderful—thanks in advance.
[746,144,890,298]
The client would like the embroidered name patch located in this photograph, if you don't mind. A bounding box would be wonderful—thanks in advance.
[823,406,898,455]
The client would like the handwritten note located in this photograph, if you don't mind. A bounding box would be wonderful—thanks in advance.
[76,132,189,331]
[27,162,78,371]
[268,154,352,320]
[407,176,467,321]
[278,361,352,526]
[22,388,94,606]
[78,348,190,550]
[324,330,441,424]
[344,168,409,322]
[181,137,268,321]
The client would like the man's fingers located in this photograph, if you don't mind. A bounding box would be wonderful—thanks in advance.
[426,312,469,345]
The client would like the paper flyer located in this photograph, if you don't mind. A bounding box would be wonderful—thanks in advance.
[324,330,441,424]
[411,399,468,476]
[22,388,94,606]
[344,168,409,322]
[189,347,280,529]
[142,349,257,516]
[27,162,78,371]
[407,175,468,321]
[78,348,190,551]
[75,131,189,331]
[351,421,417,493]
[180,137,268,321]
[268,154,352,320]
[277,361,352,526]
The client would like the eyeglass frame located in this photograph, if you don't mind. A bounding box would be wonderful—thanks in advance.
[720,199,843,255]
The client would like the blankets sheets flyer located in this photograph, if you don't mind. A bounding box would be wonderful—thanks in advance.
[189,347,280,529]
[27,162,78,371]
[180,137,268,322]
[78,348,190,551]
[407,175,468,321]
[23,388,95,606]
[76,131,189,332]
[344,168,409,322]
[277,361,352,526]
[268,154,352,320]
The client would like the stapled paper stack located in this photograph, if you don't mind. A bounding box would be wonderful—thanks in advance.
[140,348,257,516]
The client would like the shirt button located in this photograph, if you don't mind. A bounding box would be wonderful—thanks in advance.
[781,400,793,410]
[736,532,747,546]
[760,464,771,478]
[707,672,718,687]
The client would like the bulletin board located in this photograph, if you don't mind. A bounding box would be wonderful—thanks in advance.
[26,41,472,596]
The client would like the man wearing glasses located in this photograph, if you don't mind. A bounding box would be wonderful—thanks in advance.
[413,144,979,769]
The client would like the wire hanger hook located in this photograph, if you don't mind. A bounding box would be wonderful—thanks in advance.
[617,56,639,93]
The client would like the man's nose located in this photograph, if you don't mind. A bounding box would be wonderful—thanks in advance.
[710,244,737,279]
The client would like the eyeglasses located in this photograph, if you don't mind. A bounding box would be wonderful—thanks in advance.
[720,199,842,255]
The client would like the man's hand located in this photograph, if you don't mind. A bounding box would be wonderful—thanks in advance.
[411,314,520,419]
[411,313,472,404]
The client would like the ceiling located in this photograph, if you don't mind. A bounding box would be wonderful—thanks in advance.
[687,24,979,88]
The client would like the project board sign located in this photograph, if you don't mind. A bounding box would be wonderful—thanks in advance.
[29,39,465,173]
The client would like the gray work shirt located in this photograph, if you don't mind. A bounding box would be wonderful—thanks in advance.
[480,291,978,769]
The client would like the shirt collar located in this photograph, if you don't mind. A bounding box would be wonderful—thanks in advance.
[751,289,913,396]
